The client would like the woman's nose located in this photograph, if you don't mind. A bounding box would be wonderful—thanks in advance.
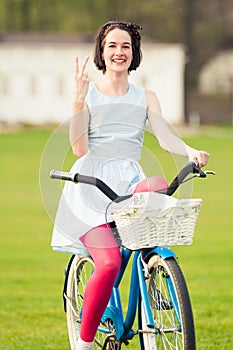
[115,46,123,55]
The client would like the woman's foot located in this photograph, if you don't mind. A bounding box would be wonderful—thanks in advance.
[75,337,94,350]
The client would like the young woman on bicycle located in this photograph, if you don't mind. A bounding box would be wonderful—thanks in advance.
[51,21,209,350]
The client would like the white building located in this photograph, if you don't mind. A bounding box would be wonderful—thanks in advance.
[0,34,185,125]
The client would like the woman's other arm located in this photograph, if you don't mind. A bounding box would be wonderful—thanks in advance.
[146,90,209,167]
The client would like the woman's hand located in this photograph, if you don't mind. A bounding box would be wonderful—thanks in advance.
[72,56,89,113]
[193,151,210,168]
[187,147,210,168]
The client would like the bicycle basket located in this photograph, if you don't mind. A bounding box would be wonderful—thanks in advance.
[111,192,202,250]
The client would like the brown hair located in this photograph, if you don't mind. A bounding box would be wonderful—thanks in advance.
[94,21,142,74]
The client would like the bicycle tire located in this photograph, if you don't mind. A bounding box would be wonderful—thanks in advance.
[139,255,196,350]
[65,255,121,350]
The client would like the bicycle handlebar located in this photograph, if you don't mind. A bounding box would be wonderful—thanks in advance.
[50,169,122,201]
[50,161,215,202]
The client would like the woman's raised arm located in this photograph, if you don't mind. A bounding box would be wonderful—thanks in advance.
[69,56,90,157]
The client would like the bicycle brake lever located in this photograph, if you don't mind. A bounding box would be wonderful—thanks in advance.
[203,170,216,175]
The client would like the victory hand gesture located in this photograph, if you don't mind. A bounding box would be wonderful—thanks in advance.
[72,56,89,113]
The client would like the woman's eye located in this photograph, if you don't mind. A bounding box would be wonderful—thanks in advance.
[107,44,130,49]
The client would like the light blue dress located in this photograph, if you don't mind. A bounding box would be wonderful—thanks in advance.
[51,82,148,256]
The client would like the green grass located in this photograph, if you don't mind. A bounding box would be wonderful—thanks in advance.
[0,125,232,349]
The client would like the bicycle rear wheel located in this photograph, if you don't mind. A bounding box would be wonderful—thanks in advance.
[65,255,121,350]
[139,255,196,350]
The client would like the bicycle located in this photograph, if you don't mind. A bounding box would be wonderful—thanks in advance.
[50,161,215,350]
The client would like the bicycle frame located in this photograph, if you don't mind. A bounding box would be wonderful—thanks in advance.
[100,245,177,341]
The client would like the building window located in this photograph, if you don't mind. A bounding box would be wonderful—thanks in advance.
[29,75,37,96]
[57,76,65,96]
[0,75,9,95]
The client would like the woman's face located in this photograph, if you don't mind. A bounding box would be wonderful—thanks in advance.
[102,28,133,74]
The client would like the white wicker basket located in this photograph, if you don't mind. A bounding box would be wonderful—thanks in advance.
[111,192,202,250]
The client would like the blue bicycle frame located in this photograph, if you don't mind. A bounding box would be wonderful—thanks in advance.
[100,246,177,341]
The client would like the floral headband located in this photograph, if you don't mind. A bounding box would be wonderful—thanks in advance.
[102,21,142,39]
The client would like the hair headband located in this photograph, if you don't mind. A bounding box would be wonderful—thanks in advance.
[102,21,142,39]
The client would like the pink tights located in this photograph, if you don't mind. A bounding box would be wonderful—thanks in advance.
[79,225,121,342]
[79,176,168,342]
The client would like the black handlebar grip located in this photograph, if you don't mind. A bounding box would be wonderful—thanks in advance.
[192,163,206,178]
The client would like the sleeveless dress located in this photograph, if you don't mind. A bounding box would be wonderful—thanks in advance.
[51,82,148,256]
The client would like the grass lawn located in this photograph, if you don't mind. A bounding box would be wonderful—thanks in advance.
[0,125,232,349]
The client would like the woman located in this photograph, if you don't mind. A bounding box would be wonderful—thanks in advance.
[52,21,209,350]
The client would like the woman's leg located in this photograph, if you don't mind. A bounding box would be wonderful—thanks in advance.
[78,224,121,343]
[134,176,168,193]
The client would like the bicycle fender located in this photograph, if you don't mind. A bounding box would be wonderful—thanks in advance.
[63,254,76,312]
[143,246,177,261]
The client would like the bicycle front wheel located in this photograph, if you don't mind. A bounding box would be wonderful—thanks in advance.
[139,255,196,350]
[65,255,121,350]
